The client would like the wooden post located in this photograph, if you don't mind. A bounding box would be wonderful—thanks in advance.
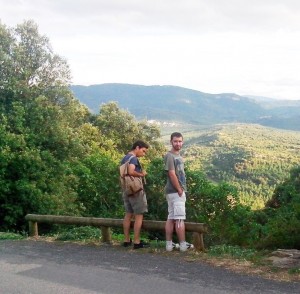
[101,226,112,243]
[28,221,38,237]
[192,232,205,251]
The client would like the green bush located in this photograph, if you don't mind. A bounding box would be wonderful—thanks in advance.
[0,232,25,240]
[258,166,300,249]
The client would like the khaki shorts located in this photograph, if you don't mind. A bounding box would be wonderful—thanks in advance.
[123,190,148,215]
[166,192,186,220]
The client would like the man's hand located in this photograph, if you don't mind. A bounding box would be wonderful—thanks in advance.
[178,187,184,197]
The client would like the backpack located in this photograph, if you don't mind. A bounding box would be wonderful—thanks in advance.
[119,155,144,196]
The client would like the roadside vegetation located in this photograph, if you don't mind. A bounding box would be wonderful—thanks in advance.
[0,232,25,240]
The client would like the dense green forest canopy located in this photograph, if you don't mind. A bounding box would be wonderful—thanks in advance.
[182,124,300,209]
[1,20,299,249]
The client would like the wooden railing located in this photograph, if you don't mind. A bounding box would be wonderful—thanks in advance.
[25,214,208,251]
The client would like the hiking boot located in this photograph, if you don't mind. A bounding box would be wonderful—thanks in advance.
[180,242,194,252]
[133,240,150,249]
[123,238,132,247]
[166,242,180,252]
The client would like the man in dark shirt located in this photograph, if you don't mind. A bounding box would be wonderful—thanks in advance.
[120,140,150,249]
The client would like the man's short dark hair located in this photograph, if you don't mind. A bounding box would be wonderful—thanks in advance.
[170,132,183,140]
[131,140,149,150]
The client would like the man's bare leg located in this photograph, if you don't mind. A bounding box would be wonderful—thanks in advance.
[123,212,133,242]
[133,214,143,244]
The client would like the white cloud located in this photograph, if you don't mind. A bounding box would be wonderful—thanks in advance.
[1,0,300,99]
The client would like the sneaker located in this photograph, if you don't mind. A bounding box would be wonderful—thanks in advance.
[166,242,180,252]
[133,240,150,249]
[123,238,132,247]
[180,242,194,252]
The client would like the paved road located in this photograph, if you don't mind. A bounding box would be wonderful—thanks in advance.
[0,240,299,294]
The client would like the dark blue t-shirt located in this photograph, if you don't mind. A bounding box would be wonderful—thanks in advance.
[120,154,142,173]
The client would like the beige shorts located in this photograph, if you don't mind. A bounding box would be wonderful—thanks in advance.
[166,192,186,220]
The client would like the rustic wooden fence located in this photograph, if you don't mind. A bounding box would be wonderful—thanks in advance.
[25,214,208,251]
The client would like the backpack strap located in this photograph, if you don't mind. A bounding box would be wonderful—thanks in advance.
[123,155,135,176]
[122,155,145,184]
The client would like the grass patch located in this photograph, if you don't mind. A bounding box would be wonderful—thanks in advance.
[54,226,102,242]
[289,268,300,275]
[0,232,25,240]
[208,245,257,259]
[207,244,268,263]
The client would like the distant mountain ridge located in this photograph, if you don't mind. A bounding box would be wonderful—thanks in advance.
[70,83,300,131]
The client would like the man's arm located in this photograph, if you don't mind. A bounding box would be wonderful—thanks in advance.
[168,169,184,196]
[128,163,147,177]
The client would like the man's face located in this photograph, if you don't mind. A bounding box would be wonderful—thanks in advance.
[136,147,148,157]
[171,136,183,151]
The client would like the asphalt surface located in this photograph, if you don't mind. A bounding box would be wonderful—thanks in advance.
[0,240,299,294]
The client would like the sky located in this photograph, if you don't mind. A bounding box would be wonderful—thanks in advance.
[1,0,300,100]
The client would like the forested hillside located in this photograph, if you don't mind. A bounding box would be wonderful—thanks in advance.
[71,84,266,124]
[182,124,300,208]
[71,84,300,131]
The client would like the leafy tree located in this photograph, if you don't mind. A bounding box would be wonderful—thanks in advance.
[0,113,80,229]
[144,157,167,221]
[259,166,300,249]
[0,20,71,108]
[0,21,87,230]
[72,149,123,218]
[183,165,261,246]
[266,166,300,209]
[94,102,165,158]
